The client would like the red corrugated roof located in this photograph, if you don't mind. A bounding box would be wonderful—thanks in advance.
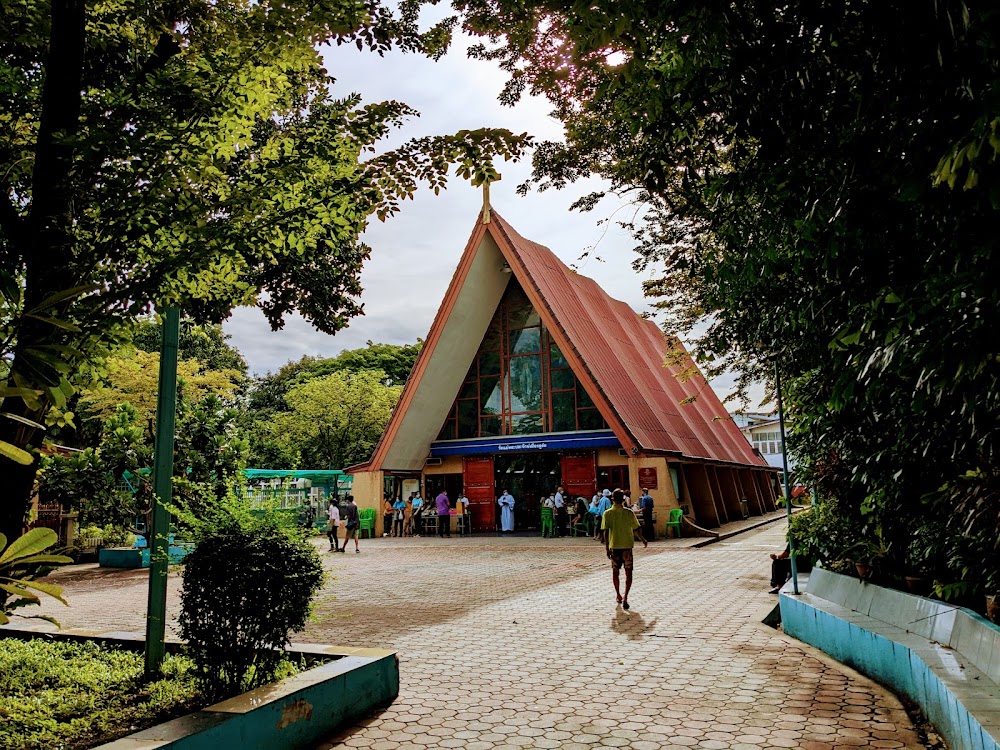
[489,212,765,467]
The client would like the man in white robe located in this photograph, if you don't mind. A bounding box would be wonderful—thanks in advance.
[497,489,515,532]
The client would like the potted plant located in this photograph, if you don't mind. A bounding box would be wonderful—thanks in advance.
[903,523,942,596]
[846,535,888,581]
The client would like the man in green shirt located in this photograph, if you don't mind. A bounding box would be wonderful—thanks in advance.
[601,489,648,610]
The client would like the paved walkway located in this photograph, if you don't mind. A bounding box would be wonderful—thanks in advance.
[24,521,926,749]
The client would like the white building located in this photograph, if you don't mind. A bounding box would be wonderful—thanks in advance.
[733,412,797,476]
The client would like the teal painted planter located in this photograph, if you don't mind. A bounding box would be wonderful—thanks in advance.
[780,569,1000,750]
[97,646,398,750]
[98,544,193,568]
[0,627,399,750]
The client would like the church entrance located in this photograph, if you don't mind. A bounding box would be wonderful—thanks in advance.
[493,451,563,531]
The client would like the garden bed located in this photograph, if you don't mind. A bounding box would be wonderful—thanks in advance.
[0,637,204,750]
[0,629,398,750]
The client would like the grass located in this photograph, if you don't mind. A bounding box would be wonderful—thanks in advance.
[0,638,203,750]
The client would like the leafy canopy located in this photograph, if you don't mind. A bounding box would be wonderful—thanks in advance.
[0,0,528,540]
[457,1,1000,595]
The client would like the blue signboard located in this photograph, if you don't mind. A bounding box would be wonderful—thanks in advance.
[430,430,621,457]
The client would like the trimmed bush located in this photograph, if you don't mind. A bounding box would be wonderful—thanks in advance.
[178,521,323,700]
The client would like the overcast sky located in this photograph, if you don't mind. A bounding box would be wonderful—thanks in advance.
[223,28,765,407]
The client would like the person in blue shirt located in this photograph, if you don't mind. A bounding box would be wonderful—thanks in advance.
[411,494,424,537]
[594,489,613,540]
[392,496,407,537]
[639,488,655,542]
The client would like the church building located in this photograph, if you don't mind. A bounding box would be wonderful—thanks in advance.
[349,207,777,533]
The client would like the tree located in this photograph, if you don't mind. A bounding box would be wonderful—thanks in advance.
[79,350,242,428]
[309,340,423,387]
[458,2,1000,592]
[243,340,421,466]
[0,0,528,543]
[267,369,402,469]
[131,319,248,376]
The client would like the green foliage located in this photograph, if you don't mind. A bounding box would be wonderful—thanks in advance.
[266,369,402,469]
[306,340,424,387]
[178,519,324,700]
[461,1,1000,598]
[242,346,414,469]
[0,528,72,625]
[0,0,528,541]
[0,639,200,750]
[131,318,248,375]
[171,394,249,524]
[78,350,243,428]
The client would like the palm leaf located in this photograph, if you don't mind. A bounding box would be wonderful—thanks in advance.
[7,579,68,606]
[0,440,33,465]
[13,553,74,566]
[1,412,48,431]
[0,582,40,602]
[0,527,58,564]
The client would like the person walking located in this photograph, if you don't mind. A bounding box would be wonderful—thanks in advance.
[327,498,340,552]
[497,489,515,533]
[435,490,451,537]
[601,489,647,609]
[638,487,655,542]
[342,495,361,553]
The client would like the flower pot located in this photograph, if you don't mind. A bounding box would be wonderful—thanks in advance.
[904,576,931,597]
[987,594,1000,624]
[855,562,871,580]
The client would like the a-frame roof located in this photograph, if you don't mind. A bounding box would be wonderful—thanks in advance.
[352,210,765,473]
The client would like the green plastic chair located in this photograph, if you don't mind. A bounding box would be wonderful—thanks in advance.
[664,508,684,539]
[571,513,590,537]
[540,506,555,538]
[359,507,377,539]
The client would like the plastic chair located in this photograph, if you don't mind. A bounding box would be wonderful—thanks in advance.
[359,507,377,538]
[540,506,555,538]
[664,508,684,539]
[571,514,590,537]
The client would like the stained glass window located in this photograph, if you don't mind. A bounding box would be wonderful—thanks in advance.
[435,279,609,440]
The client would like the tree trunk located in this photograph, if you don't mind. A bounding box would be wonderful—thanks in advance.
[0,0,86,547]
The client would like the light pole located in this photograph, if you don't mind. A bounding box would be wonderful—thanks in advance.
[775,361,799,595]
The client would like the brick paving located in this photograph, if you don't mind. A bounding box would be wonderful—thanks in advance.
[23,521,926,749]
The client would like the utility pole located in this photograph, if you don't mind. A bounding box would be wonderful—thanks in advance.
[145,307,180,675]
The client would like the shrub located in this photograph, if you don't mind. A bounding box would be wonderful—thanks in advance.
[177,520,323,700]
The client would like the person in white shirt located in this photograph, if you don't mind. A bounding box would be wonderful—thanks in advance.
[457,494,470,513]
[554,485,568,536]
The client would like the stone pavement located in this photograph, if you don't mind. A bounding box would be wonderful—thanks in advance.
[25,521,927,749]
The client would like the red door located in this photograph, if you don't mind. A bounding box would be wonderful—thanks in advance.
[463,456,496,532]
[561,453,597,501]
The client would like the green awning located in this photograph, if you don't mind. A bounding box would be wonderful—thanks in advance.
[243,469,346,480]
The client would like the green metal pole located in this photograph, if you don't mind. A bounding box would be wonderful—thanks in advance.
[145,307,180,675]
[775,361,799,595]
